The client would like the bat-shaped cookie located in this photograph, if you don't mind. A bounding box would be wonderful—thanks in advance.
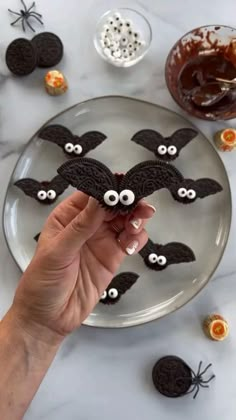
[39,124,107,158]
[15,175,69,205]
[131,128,198,161]
[57,157,183,212]
[100,272,139,305]
[168,176,223,204]
[139,239,196,271]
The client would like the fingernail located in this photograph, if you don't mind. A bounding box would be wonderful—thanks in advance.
[130,218,142,230]
[146,204,156,213]
[126,240,139,255]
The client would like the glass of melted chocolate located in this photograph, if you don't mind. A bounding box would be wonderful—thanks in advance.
[165,25,236,120]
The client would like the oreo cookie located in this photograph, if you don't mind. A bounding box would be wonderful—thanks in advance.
[32,32,63,67]
[6,38,37,76]
[152,356,192,398]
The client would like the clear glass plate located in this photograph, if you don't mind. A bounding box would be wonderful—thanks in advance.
[3,96,231,328]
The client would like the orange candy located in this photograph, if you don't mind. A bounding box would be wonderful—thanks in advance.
[203,314,229,341]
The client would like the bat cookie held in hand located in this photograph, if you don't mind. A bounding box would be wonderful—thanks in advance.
[15,175,69,205]
[39,124,107,158]
[139,239,195,271]
[100,272,139,305]
[57,157,183,213]
[131,128,198,161]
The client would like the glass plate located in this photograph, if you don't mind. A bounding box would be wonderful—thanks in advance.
[3,96,232,328]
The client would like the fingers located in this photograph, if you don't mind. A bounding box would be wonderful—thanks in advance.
[109,201,156,235]
[118,229,148,255]
[55,197,106,257]
[45,191,90,232]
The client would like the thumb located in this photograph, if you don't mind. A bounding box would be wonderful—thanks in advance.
[56,197,106,257]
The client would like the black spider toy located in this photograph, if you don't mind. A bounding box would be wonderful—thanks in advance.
[8,0,43,32]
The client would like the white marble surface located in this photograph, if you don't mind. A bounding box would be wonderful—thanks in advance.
[0,0,236,418]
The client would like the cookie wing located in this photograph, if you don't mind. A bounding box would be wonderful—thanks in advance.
[49,175,69,195]
[79,131,107,154]
[122,161,183,202]
[39,124,74,147]
[139,239,156,258]
[170,128,198,150]
[158,242,196,264]
[57,157,117,204]
[111,272,139,295]
[131,129,164,153]
[194,178,223,198]
[34,232,41,242]
[15,178,40,198]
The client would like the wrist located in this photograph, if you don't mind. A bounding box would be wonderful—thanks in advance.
[4,305,64,356]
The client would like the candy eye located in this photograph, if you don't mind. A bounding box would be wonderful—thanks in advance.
[178,187,188,198]
[103,190,119,206]
[148,253,158,264]
[64,143,74,153]
[121,37,128,47]
[108,288,118,299]
[100,291,107,300]
[157,255,167,266]
[109,18,114,26]
[74,144,83,155]
[157,145,167,155]
[47,190,56,200]
[119,189,135,206]
[187,189,196,200]
[37,190,47,201]
[168,145,177,156]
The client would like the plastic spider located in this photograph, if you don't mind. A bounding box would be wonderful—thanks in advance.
[8,0,43,32]
[187,361,215,399]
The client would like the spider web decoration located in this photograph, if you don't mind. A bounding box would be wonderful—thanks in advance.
[8,0,44,32]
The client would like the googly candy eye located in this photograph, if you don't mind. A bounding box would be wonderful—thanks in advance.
[113,12,121,21]
[100,290,107,300]
[104,190,119,206]
[103,24,110,33]
[157,145,167,155]
[168,145,177,156]
[133,31,141,39]
[37,190,47,201]
[113,49,122,59]
[64,143,74,153]
[148,253,159,264]
[125,19,133,28]
[187,189,196,200]
[120,36,128,47]
[108,288,119,299]
[74,144,83,155]
[127,43,134,51]
[157,255,167,266]
[119,189,135,206]
[108,18,115,26]
[178,187,188,198]
[104,38,111,47]
[47,190,56,200]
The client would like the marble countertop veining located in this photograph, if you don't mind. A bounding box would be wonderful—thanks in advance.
[0,0,236,419]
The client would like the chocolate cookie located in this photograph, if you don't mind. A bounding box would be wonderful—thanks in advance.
[57,158,184,213]
[39,124,107,158]
[15,174,69,205]
[32,32,63,67]
[131,128,198,162]
[139,239,195,271]
[6,38,37,76]
[100,272,139,305]
[152,356,193,398]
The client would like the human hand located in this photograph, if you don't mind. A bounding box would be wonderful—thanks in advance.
[12,192,155,344]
